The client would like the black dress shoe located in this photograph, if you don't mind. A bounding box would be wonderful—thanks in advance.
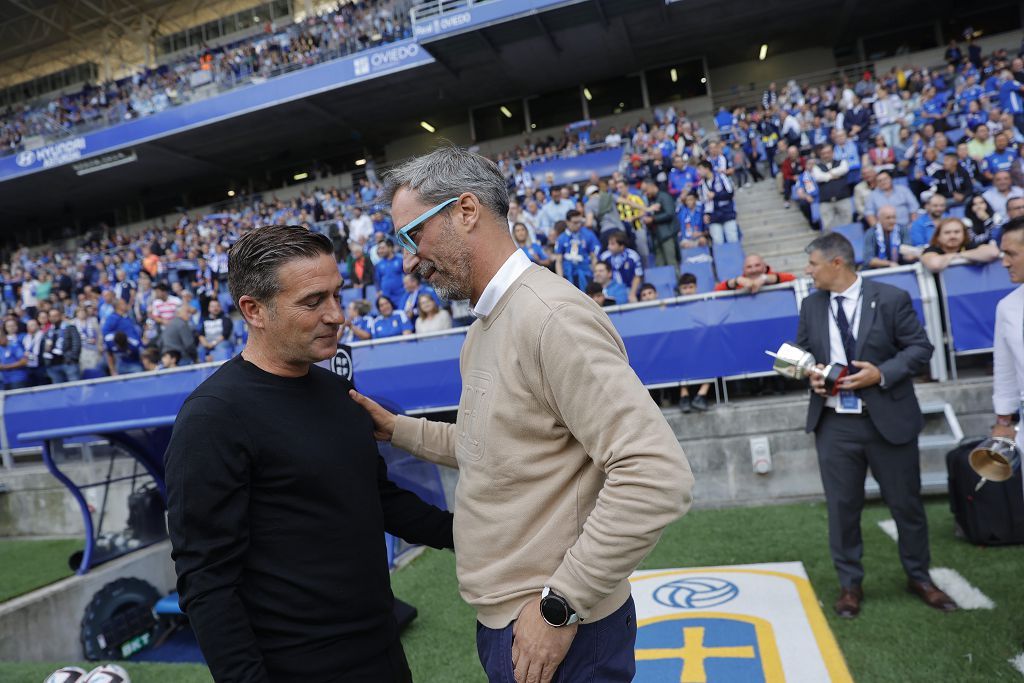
[834,586,863,618]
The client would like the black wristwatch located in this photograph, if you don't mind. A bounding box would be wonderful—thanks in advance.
[540,586,579,627]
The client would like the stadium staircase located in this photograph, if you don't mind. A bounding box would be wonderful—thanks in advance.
[732,175,815,277]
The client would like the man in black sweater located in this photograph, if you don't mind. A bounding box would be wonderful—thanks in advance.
[165,225,453,682]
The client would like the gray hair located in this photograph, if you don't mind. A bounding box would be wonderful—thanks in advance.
[805,232,855,269]
[228,225,333,308]
[382,145,510,220]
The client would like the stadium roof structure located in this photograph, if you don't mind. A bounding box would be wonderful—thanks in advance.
[0,0,170,65]
[0,0,982,236]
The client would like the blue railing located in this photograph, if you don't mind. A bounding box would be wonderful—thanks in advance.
[2,261,1009,457]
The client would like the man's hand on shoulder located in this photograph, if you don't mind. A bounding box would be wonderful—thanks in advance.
[348,389,396,441]
[511,597,577,683]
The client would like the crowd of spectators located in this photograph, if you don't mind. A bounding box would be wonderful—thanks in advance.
[496,105,752,296]
[8,36,1024,398]
[0,173,394,390]
[0,93,782,393]
[0,0,411,157]
[716,39,1024,277]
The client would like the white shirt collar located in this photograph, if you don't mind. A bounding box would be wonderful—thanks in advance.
[830,274,862,302]
[470,249,532,319]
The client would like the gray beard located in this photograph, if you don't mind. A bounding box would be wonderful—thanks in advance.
[417,261,471,302]
[430,275,471,302]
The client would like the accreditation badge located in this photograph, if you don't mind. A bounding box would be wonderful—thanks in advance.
[835,390,862,414]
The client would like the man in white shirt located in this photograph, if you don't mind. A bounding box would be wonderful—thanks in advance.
[604,127,622,148]
[348,206,375,245]
[992,217,1024,457]
[982,171,1024,226]
[520,199,542,243]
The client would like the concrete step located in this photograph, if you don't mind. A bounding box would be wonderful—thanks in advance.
[740,214,802,227]
[732,178,824,273]
[770,254,812,274]
[735,198,787,209]
[742,231,818,256]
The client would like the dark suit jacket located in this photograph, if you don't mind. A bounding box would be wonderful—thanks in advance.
[796,278,933,445]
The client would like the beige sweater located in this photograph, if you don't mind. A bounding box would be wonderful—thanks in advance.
[392,265,694,628]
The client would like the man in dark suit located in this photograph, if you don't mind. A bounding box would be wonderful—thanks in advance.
[797,232,956,618]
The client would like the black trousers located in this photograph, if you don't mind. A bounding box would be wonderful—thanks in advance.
[814,410,931,588]
[266,638,413,683]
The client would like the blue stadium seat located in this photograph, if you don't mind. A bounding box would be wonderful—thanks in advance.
[341,287,362,308]
[645,265,678,299]
[714,110,735,141]
[712,242,745,281]
[832,223,866,264]
[949,205,965,218]
[941,261,1015,353]
[679,247,716,293]
[946,128,966,145]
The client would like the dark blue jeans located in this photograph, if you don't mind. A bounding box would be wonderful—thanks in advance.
[476,596,636,683]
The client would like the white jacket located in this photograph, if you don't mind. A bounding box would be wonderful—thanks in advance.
[993,283,1024,452]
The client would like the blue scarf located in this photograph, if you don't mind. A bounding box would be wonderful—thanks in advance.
[875,225,902,262]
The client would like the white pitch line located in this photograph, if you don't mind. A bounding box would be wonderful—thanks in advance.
[1010,652,1024,677]
[875,519,995,610]
[928,568,995,610]
[877,519,899,542]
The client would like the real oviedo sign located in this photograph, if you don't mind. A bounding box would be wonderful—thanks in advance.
[353,43,423,77]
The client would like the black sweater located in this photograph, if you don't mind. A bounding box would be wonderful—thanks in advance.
[165,356,453,682]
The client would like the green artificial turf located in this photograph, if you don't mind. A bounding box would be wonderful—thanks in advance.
[0,537,81,603]
[3,499,1022,682]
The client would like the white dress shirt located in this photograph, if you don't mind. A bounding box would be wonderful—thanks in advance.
[470,249,532,319]
[824,276,863,408]
[828,276,863,367]
[993,284,1024,452]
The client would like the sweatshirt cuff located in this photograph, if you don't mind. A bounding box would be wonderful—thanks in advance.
[392,414,419,454]
[546,562,598,622]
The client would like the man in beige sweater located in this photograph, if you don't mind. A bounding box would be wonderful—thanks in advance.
[350,146,694,683]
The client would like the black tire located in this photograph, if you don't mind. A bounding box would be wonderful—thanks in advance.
[80,577,160,660]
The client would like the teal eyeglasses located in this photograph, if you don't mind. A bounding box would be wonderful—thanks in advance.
[395,197,459,254]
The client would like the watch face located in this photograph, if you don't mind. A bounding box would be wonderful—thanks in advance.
[541,596,569,626]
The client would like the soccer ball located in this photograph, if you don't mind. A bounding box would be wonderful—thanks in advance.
[43,667,87,683]
[81,665,131,683]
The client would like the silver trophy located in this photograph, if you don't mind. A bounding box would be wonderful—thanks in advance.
[765,343,848,396]
[970,390,1024,491]
[969,437,1022,491]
